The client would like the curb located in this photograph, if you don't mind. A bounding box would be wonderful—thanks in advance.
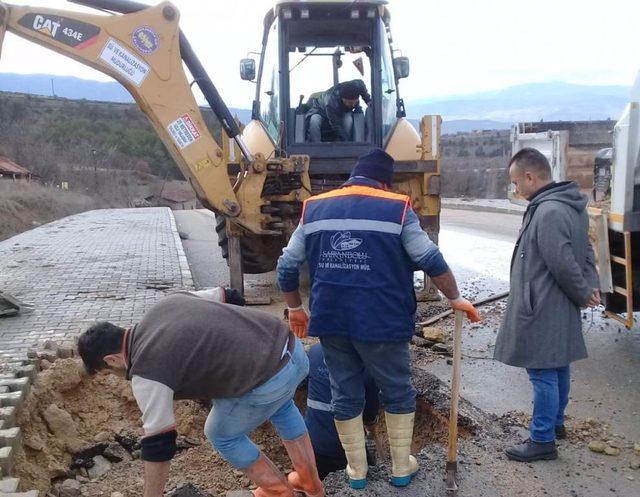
[441,201,525,216]
[167,209,195,290]
[0,341,76,496]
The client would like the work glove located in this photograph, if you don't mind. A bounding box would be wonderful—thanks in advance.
[223,288,246,306]
[287,306,309,338]
[448,297,481,323]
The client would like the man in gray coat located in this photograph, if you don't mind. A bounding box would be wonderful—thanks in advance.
[494,148,600,462]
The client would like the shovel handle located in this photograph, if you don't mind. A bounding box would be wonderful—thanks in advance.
[447,310,464,463]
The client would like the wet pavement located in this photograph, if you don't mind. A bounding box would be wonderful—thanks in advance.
[433,209,640,443]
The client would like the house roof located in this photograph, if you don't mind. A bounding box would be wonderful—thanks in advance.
[0,156,30,176]
[157,184,196,203]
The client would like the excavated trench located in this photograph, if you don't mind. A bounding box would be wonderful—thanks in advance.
[15,356,481,497]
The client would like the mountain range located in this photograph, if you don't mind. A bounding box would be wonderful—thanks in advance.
[407,82,629,124]
[0,73,630,134]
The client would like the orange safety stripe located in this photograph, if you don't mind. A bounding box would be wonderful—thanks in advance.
[310,185,410,202]
[301,185,410,224]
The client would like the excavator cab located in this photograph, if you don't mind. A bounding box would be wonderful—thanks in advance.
[241,1,410,171]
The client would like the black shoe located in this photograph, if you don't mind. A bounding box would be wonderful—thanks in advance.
[555,425,567,440]
[505,439,558,462]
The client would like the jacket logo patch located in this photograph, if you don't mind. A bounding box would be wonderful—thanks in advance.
[330,232,362,251]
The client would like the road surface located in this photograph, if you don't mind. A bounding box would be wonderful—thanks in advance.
[175,207,638,432]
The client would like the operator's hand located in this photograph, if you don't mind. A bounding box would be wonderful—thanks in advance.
[587,289,601,308]
[448,297,481,323]
[288,307,309,338]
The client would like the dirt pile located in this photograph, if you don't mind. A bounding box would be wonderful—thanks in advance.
[15,358,291,496]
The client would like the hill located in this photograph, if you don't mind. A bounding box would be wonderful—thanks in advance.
[0,73,252,123]
[0,74,630,133]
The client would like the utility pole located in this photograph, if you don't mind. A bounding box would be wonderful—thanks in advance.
[92,148,98,193]
[50,78,56,97]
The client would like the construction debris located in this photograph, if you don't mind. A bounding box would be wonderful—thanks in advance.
[588,440,607,453]
[418,291,509,326]
[422,326,446,343]
[604,446,621,456]
[0,291,34,318]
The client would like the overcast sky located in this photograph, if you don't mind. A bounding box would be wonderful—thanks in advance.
[1,0,638,107]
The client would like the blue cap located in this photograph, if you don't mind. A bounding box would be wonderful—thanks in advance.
[350,148,395,186]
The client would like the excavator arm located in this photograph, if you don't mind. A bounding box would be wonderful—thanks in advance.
[0,0,310,236]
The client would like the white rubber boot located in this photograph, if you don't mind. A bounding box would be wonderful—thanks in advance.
[385,411,419,487]
[334,414,368,489]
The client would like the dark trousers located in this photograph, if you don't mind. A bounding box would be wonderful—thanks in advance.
[319,336,416,420]
[526,365,571,442]
[307,113,354,142]
[315,452,347,479]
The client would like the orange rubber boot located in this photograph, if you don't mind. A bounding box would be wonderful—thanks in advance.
[241,453,295,497]
[283,433,325,497]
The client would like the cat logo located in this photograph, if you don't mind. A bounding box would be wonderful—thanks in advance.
[32,15,61,38]
[18,13,101,49]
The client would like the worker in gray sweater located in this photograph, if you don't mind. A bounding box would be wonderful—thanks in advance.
[77,287,323,497]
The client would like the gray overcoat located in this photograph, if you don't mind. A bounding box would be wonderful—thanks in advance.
[493,182,599,369]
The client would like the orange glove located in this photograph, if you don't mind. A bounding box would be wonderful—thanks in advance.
[288,307,310,338]
[448,297,481,323]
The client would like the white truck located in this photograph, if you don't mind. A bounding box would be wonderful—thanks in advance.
[510,119,614,195]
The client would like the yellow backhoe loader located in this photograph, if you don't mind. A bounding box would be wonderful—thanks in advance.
[0,0,442,295]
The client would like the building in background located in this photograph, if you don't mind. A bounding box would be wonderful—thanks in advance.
[145,182,197,210]
[0,156,32,181]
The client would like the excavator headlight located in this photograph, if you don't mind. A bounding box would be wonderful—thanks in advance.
[367,8,376,19]
[300,7,310,19]
[282,7,293,20]
[350,9,360,19]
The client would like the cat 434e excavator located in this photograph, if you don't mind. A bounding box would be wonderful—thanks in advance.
[0,0,443,296]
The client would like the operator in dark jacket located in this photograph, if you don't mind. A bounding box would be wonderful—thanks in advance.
[305,344,380,479]
[494,148,601,462]
[77,288,324,497]
[306,79,371,142]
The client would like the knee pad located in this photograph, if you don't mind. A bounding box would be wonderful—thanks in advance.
[140,430,177,462]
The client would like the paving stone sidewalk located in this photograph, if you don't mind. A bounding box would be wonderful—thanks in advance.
[0,208,193,357]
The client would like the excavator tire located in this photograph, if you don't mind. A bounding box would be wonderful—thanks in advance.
[215,214,287,274]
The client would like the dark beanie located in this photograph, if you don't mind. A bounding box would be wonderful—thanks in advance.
[340,80,362,100]
[350,148,395,186]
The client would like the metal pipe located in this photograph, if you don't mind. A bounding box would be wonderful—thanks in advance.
[68,0,253,162]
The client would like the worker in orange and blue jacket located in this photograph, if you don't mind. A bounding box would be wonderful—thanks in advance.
[277,148,480,489]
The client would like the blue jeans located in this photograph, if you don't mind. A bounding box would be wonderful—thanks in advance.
[526,366,571,442]
[319,336,416,420]
[204,337,309,469]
